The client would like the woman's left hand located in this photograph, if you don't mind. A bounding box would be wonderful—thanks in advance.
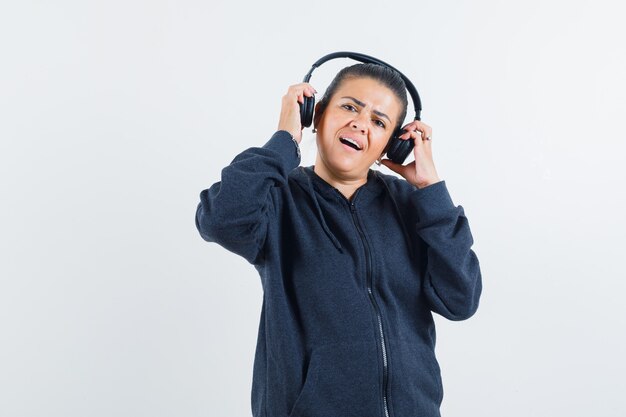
[380,120,442,189]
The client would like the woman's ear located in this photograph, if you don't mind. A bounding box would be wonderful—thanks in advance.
[313,101,323,131]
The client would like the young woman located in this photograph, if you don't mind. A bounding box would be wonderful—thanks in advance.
[195,63,482,417]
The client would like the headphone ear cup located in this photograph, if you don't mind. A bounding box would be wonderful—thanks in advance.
[300,95,315,128]
[385,129,415,164]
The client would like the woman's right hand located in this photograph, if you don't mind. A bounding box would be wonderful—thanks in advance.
[277,82,317,144]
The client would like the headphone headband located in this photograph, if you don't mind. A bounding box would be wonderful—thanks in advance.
[302,51,422,121]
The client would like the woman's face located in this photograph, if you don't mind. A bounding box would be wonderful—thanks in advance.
[314,77,402,180]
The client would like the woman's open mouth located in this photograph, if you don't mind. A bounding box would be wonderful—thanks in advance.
[339,137,362,151]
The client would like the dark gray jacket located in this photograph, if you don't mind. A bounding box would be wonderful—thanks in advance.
[195,130,482,417]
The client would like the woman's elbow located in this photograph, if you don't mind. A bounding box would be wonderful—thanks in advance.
[443,297,481,321]
[428,271,483,321]
[195,201,219,242]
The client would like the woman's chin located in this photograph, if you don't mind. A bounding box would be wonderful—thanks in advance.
[325,155,370,176]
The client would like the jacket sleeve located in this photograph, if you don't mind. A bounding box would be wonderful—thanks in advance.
[408,180,483,321]
[195,130,300,265]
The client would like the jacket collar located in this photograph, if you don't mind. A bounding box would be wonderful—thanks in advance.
[290,166,384,254]
[292,165,385,204]
[290,165,416,258]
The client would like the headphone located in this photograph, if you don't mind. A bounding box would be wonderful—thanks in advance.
[299,51,423,164]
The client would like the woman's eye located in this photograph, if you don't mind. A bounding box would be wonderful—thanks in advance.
[341,104,384,128]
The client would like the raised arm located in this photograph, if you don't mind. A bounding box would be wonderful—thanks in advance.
[195,82,316,265]
[409,181,483,321]
[380,119,482,320]
[195,130,300,265]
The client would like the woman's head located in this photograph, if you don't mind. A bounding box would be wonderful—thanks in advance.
[312,63,408,181]
[314,63,408,133]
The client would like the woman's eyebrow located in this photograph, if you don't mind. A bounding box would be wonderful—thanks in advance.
[340,96,391,123]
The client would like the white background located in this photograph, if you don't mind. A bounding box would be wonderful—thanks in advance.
[1,1,625,416]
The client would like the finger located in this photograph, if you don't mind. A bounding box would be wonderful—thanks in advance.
[288,84,316,100]
[301,82,318,94]
[405,128,421,143]
[412,129,423,150]
[402,121,421,131]
[398,128,413,140]
[402,126,423,142]
[408,126,432,143]
[415,123,432,141]
[380,158,404,174]
[422,126,432,141]
[295,89,312,104]
[295,83,317,97]
[403,120,431,136]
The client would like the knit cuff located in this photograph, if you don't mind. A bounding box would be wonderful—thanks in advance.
[262,130,301,170]
[408,180,456,222]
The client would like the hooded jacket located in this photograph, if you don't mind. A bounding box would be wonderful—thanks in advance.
[195,130,482,417]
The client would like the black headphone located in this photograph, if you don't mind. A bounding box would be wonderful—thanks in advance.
[299,51,423,164]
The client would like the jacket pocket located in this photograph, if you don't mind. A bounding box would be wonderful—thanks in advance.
[287,341,382,417]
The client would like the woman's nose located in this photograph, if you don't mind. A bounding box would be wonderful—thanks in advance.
[351,122,363,132]
[351,113,368,134]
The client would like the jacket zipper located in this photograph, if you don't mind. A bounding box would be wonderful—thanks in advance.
[349,200,391,417]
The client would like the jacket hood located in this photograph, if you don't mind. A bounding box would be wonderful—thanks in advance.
[290,166,415,257]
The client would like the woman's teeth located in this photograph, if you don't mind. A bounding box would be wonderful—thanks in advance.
[340,137,362,150]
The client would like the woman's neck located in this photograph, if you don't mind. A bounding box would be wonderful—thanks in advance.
[313,159,368,201]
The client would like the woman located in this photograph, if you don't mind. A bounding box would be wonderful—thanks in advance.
[195,63,482,417]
